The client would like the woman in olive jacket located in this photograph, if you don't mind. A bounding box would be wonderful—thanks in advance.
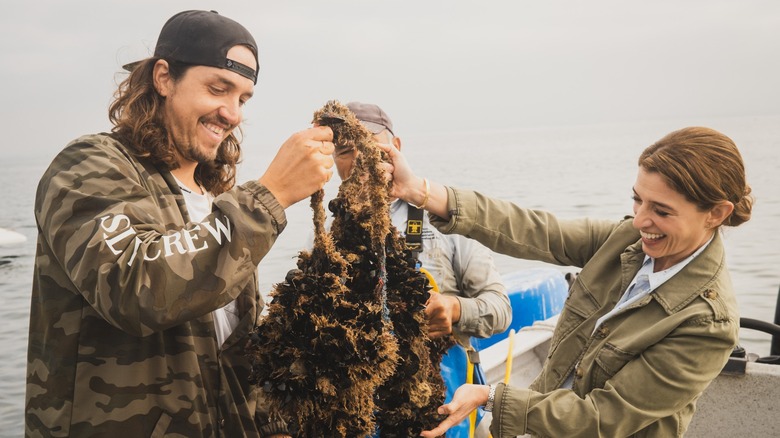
[381,127,753,437]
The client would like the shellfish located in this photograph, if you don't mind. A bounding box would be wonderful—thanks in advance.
[247,100,450,437]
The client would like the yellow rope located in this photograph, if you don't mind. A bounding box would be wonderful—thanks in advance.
[420,267,478,436]
[467,352,476,438]
[505,329,516,384]
[419,268,439,293]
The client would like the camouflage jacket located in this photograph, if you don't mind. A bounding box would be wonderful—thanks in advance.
[26,133,287,437]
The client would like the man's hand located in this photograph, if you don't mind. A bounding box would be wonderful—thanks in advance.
[425,292,461,338]
[259,126,335,208]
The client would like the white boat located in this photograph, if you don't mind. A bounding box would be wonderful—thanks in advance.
[0,227,26,247]
[469,270,780,437]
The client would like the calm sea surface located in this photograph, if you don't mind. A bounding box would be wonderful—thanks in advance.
[1,115,778,433]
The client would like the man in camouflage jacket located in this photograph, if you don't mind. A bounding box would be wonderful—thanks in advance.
[25,10,335,437]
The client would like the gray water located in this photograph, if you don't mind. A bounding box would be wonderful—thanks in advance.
[1,115,778,434]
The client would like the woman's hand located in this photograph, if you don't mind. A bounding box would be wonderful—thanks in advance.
[375,141,415,200]
[420,384,490,437]
[376,142,451,219]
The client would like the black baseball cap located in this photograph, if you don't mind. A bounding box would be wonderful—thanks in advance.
[124,10,258,84]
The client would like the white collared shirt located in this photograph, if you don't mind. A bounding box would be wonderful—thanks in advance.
[560,233,715,389]
[593,234,714,334]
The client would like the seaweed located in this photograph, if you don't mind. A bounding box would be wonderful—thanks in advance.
[374,232,453,437]
[247,100,450,437]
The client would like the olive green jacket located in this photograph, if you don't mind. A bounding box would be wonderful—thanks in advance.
[432,188,739,437]
[26,134,287,437]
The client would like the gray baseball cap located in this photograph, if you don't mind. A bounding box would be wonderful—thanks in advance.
[346,101,394,136]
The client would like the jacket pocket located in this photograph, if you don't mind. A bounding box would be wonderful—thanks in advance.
[591,343,636,389]
[150,411,173,438]
[547,288,595,358]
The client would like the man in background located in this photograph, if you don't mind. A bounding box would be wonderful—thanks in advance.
[339,101,512,433]
[26,10,332,437]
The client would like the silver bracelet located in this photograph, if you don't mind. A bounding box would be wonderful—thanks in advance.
[484,384,496,412]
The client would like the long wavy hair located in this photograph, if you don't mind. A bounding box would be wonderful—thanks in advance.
[109,58,241,195]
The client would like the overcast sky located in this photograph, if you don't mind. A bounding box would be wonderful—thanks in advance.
[2,1,779,165]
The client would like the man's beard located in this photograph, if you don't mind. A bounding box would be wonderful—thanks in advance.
[176,115,232,164]
[180,141,220,164]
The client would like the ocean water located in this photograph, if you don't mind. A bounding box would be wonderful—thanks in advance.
[1,115,778,433]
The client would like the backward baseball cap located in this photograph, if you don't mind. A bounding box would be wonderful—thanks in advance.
[346,102,394,136]
[124,10,258,84]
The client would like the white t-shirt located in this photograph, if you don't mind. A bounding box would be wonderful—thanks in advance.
[174,176,239,347]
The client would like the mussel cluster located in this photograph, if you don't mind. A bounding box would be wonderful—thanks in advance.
[374,230,454,437]
[246,101,449,437]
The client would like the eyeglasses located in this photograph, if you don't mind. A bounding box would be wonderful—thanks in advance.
[334,147,355,158]
[334,141,392,158]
